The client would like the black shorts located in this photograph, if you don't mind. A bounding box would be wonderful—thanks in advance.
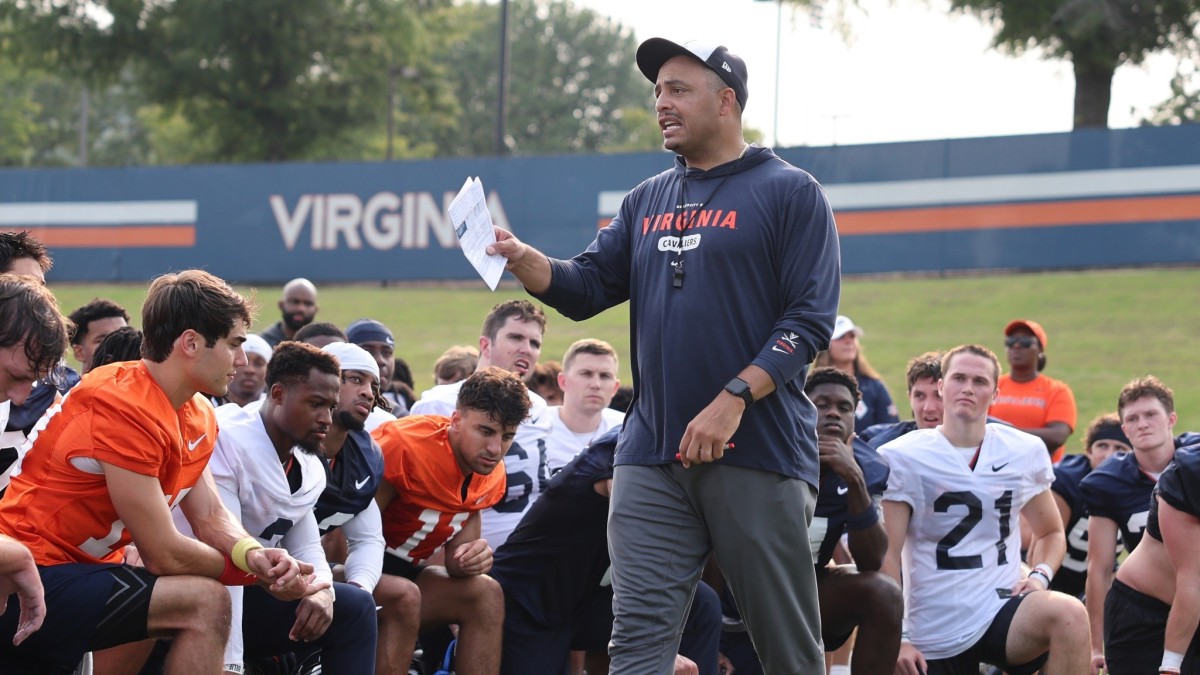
[926,593,1049,675]
[1104,578,1200,675]
[0,563,157,674]
[382,552,426,581]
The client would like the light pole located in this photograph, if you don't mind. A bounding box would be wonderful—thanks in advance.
[753,0,784,148]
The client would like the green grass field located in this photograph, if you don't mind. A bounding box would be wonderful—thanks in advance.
[51,266,1200,449]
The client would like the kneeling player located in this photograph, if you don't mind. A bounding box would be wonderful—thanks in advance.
[1102,445,1200,674]
[195,342,377,673]
[880,345,1089,675]
[372,367,525,675]
[316,342,421,674]
[806,368,901,675]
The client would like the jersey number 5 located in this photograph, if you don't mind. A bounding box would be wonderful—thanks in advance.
[935,490,1013,570]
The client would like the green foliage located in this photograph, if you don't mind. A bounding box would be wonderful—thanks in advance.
[430,0,662,156]
[1144,54,1200,125]
[949,0,1200,127]
[50,267,1200,439]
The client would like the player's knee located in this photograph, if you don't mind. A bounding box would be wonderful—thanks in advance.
[1043,591,1088,637]
[470,574,504,618]
[858,571,903,624]
[337,582,378,626]
[186,577,232,635]
[377,577,421,623]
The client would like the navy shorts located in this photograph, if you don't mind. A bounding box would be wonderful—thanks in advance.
[0,563,157,674]
[926,593,1049,675]
[381,552,426,582]
[1104,578,1200,674]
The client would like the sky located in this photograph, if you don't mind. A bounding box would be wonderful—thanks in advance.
[571,0,1189,148]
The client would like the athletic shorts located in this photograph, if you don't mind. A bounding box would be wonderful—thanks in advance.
[1105,578,1200,675]
[926,593,1049,675]
[382,552,426,581]
[0,563,157,674]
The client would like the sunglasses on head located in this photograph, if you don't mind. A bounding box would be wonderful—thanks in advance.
[1004,336,1038,349]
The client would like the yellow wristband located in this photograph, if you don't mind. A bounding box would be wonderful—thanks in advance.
[231,537,264,574]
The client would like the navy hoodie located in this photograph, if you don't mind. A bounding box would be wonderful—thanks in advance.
[537,146,840,486]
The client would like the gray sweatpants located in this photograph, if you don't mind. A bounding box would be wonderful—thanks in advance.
[607,463,823,675]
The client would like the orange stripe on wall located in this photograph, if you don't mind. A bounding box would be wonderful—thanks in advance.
[835,195,1200,235]
[2,226,195,248]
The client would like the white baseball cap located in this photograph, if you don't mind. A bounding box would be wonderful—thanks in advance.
[831,315,864,341]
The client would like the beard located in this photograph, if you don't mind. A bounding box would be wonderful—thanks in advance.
[282,312,310,331]
[335,409,366,432]
[296,436,324,456]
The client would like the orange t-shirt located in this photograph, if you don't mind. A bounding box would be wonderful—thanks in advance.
[0,361,217,566]
[371,415,506,565]
[990,374,1077,460]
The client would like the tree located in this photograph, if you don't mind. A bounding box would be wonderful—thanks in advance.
[949,0,1200,128]
[0,0,460,162]
[429,0,662,156]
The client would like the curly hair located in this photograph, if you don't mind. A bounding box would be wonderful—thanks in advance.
[457,366,531,430]
[141,270,255,362]
[0,274,70,380]
[0,231,52,274]
[89,326,144,371]
[266,341,341,389]
[805,366,861,406]
[1118,375,1174,417]
[68,298,130,346]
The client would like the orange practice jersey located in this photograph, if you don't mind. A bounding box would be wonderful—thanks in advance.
[372,415,505,564]
[990,373,1077,462]
[0,361,217,565]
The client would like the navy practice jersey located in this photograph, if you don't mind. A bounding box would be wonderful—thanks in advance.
[810,437,890,568]
[490,426,618,627]
[1049,454,1093,596]
[863,421,917,449]
[1148,446,1200,542]
[1080,452,1156,555]
[314,428,385,534]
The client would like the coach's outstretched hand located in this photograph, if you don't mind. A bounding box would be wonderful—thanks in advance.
[487,227,552,294]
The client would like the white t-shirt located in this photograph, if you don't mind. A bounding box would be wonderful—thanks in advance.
[879,424,1054,660]
[410,380,550,548]
[543,405,625,473]
[174,403,332,671]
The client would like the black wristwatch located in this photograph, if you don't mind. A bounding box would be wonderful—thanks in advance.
[723,377,754,408]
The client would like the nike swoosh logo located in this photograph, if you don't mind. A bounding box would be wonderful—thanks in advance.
[187,434,206,452]
[837,485,849,495]
[991,462,1009,472]
[355,476,370,490]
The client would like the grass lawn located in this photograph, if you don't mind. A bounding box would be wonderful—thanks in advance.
[51,266,1200,449]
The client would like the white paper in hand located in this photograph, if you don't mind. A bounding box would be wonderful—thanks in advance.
[448,177,506,290]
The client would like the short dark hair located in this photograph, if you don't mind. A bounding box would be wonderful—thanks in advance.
[0,232,52,274]
[1118,375,1175,417]
[141,270,254,363]
[457,366,531,430]
[266,341,341,389]
[905,351,943,392]
[1084,413,1128,450]
[0,274,70,379]
[941,344,1000,388]
[294,322,346,344]
[481,300,546,342]
[805,366,861,406]
[89,326,144,371]
[68,298,130,346]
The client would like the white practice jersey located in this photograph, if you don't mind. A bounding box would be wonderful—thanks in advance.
[174,403,332,671]
[411,380,550,547]
[879,424,1054,660]
[543,406,625,473]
